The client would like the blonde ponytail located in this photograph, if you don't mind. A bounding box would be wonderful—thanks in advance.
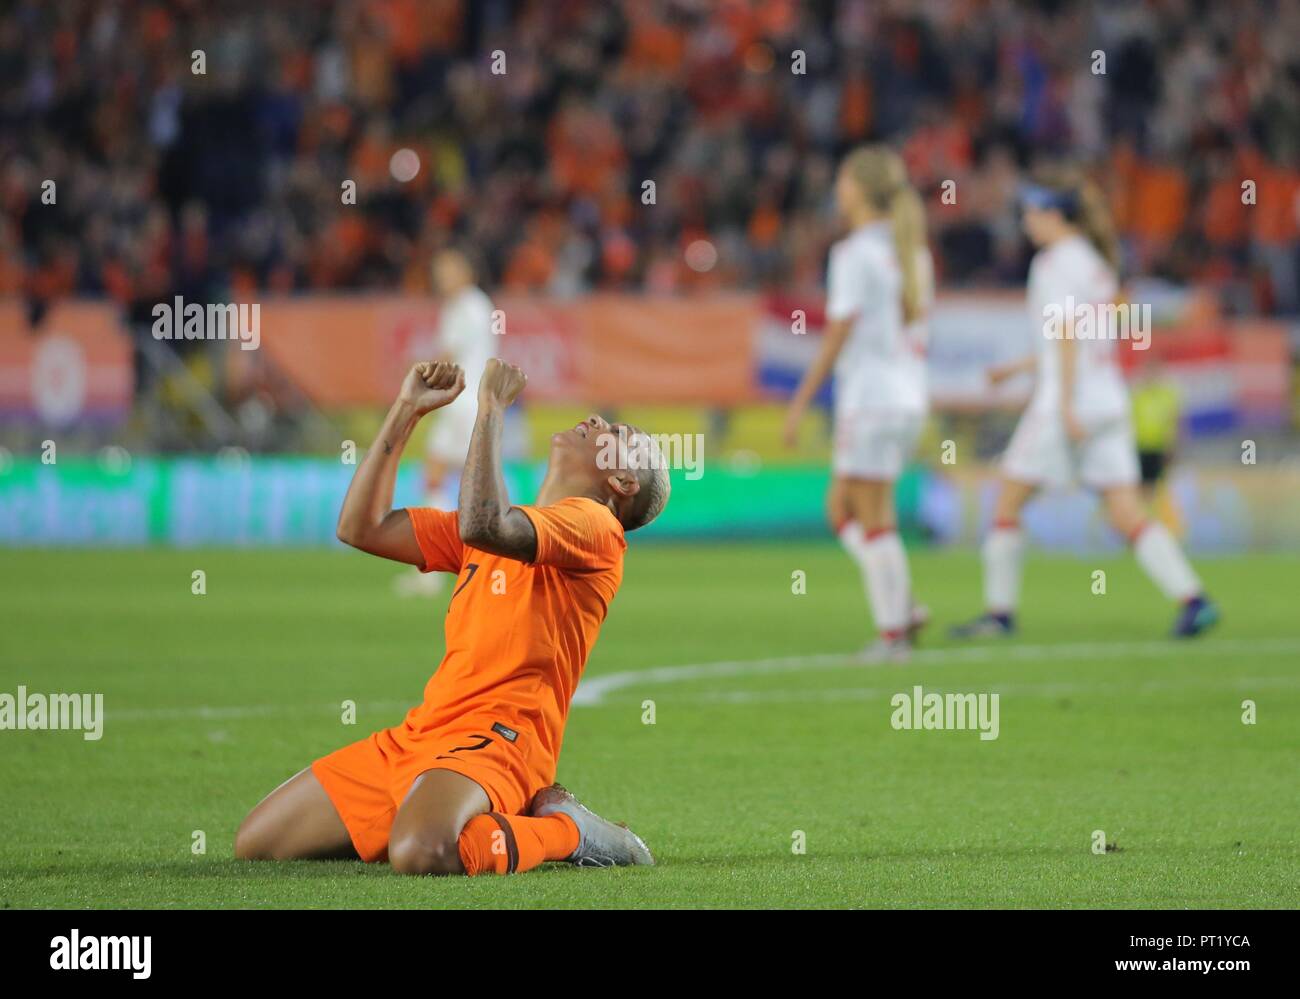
[841,145,928,325]
[1076,177,1120,272]
[889,184,926,325]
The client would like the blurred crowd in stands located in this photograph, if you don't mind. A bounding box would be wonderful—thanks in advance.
[4,0,1300,322]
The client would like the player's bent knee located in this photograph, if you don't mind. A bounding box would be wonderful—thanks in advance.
[233,807,304,861]
[388,831,463,876]
[234,815,275,861]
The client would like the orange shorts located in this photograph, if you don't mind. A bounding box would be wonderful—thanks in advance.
[311,718,545,863]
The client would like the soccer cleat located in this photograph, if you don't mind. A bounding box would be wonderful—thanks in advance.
[858,636,912,664]
[1172,595,1220,638]
[529,784,654,868]
[948,611,1016,640]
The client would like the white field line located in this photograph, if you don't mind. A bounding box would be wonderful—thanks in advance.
[570,637,1300,706]
[85,637,1300,722]
[667,674,1300,707]
[106,699,414,723]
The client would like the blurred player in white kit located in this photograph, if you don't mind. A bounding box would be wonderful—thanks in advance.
[394,248,496,597]
[783,145,933,662]
[951,166,1219,639]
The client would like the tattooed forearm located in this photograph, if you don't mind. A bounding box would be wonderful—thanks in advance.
[336,400,420,555]
[458,403,538,561]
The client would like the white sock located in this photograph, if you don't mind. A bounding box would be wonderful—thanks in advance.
[839,522,910,636]
[869,529,912,635]
[838,520,873,615]
[1133,522,1200,602]
[983,524,1024,614]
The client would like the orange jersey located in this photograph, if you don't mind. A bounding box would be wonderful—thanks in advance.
[311,495,625,860]
[405,496,625,778]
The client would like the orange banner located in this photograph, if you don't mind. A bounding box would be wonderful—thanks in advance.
[0,302,132,422]
[243,293,759,406]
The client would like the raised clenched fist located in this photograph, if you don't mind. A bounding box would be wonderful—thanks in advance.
[477,358,527,409]
[399,360,466,416]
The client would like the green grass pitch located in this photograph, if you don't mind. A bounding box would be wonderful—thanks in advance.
[1,542,1296,909]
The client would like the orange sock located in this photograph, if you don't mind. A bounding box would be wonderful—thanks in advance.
[457,812,580,876]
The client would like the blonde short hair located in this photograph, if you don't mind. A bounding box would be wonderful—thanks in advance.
[623,430,671,531]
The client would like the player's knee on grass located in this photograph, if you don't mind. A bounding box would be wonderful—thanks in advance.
[386,769,491,875]
[233,769,356,861]
[233,813,279,861]
[388,828,465,876]
[233,808,326,861]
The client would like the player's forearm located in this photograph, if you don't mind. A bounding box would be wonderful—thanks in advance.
[460,401,509,530]
[458,402,536,558]
[791,356,830,411]
[1057,332,1077,419]
[792,320,850,409]
[337,400,420,545]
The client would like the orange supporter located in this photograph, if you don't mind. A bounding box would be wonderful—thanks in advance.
[1252,167,1300,245]
[30,258,76,301]
[0,249,22,297]
[267,264,296,294]
[503,238,554,291]
[230,268,258,298]
[335,213,372,258]
[599,190,633,230]
[309,214,372,286]
[719,2,763,54]
[903,121,972,188]
[369,0,430,65]
[1202,176,1249,247]
[100,260,133,305]
[140,6,174,46]
[351,135,392,187]
[425,0,465,50]
[399,256,429,294]
[1128,160,1189,244]
[602,230,638,283]
[755,0,798,36]
[625,13,686,72]
[425,193,461,232]
[951,84,986,132]
[351,32,395,107]
[748,201,782,248]
[314,102,355,147]
[1107,143,1141,233]
[51,27,77,66]
[282,49,313,92]
[548,112,626,199]
[839,72,873,141]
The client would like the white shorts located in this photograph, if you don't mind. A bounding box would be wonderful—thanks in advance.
[1001,410,1139,490]
[832,409,925,480]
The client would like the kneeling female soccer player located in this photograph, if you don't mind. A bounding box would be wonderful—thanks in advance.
[235,358,669,874]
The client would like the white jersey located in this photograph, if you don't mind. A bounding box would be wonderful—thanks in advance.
[427,285,495,462]
[1026,234,1127,424]
[825,221,930,416]
[440,285,495,390]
